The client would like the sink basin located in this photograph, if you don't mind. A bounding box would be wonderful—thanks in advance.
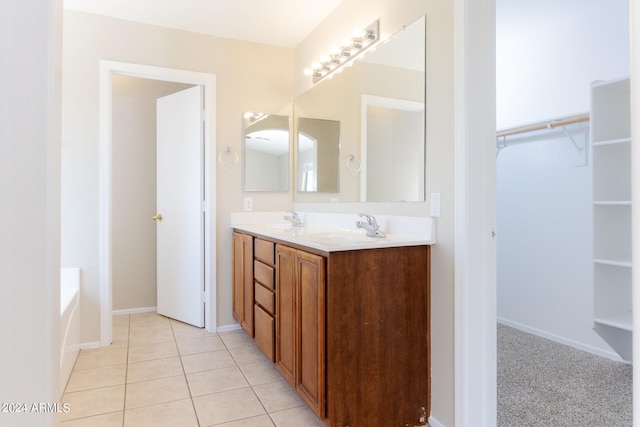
[260,223,298,229]
[300,232,383,245]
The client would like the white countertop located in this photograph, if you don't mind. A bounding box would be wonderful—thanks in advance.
[231,212,436,252]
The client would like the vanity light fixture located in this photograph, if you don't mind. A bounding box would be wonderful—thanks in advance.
[304,20,380,84]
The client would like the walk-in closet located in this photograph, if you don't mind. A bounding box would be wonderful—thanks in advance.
[495,0,632,424]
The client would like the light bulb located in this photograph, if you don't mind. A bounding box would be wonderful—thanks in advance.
[352,28,365,38]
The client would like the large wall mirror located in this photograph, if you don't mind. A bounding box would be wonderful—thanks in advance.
[243,113,290,192]
[294,15,426,202]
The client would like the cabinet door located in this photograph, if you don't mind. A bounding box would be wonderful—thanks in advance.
[232,232,244,323]
[254,304,275,362]
[241,233,254,336]
[275,245,296,386]
[296,250,325,418]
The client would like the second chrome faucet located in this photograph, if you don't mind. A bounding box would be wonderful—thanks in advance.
[283,211,303,227]
[356,214,386,238]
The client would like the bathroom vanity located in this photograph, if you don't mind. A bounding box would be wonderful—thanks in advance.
[232,214,434,426]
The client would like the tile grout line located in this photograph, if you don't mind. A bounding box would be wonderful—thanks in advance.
[170,318,202,427]
[219,332,277,426]
[122,313,130,427]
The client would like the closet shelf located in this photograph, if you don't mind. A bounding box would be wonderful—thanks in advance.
[594,311,632,331]
[593,258,632,268]
[591,77,632,360]
[593,201,632,206]
[592,137,631,146]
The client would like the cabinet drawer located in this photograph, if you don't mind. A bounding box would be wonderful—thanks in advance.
[254,305,275,362]
[255,282,275,315]
[254,260,274,290]
[255,239,275,265]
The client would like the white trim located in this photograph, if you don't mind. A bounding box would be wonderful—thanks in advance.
[217,324,243,333]
[112,307,158,316]
[359,94,424,202]
[498,318,626,363]
[99,60,217,348]
[79,341,102,350]
[454,0,497,426]
[99,62,113,347]
[428,416,446,427]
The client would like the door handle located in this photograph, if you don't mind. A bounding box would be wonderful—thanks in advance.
[152,214,163,222]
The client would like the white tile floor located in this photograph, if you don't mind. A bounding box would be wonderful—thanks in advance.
[60,313,325,427]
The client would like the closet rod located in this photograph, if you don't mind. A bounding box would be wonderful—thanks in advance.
[496,113,590,138]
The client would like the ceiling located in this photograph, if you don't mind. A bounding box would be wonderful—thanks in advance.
[63,0,344,48]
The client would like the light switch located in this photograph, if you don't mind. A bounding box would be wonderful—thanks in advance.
[430,193,441,217]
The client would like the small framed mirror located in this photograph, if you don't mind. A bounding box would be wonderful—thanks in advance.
[243,113,290,192]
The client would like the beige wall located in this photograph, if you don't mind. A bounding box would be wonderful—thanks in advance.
[62,11,294,344]
[294,1,455,425]
[112,76,193,311]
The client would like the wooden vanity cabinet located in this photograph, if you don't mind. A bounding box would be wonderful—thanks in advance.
[233,229,430,426]
[275,245,325,419]
[232,232,254,336]
[325,246,430,427]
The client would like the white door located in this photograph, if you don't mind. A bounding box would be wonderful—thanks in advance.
[155,85,204,327]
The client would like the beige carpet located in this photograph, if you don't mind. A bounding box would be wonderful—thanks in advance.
[498,323,632,426]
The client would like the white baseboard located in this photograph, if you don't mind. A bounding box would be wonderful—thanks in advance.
[112,306,157,316]
[79,341,101,350]
[429,416,446,427]
[497,317,626,363]
[217,323,242,333]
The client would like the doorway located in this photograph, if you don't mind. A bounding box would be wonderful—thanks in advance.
[494,0,632,423]
[111,76,195,317]
[99,61,217,346]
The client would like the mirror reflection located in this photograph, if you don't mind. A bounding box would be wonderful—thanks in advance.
[294,15,426,202]
[297,117,340,193]
[243,113,290,192]
[362,96,424,202]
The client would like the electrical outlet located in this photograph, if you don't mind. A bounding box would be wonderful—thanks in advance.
[243,197,253,211]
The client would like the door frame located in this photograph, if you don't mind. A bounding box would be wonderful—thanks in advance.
[99,60,217,345]
[453,0,497,425]
[360,94,424,202]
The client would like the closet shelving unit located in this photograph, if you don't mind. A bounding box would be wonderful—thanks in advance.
[591,77,632,361]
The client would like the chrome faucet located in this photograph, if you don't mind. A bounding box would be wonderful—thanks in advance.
[283,211,303,227]
[356,214,386,238]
